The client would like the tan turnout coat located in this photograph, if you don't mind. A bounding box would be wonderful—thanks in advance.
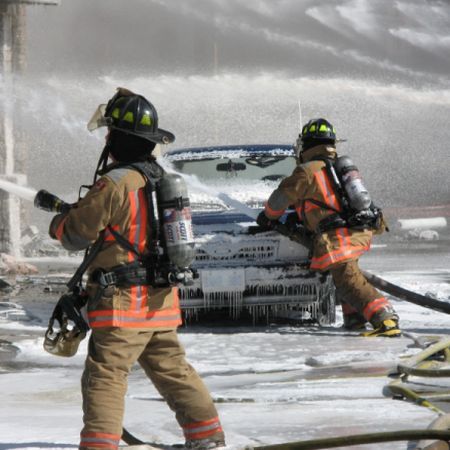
[50,165,181,329]
[265,145,373,271]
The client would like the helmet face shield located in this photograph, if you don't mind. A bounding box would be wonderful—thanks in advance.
[87,104,112,132]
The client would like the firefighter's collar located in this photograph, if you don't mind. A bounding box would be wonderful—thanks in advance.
[301,144,337,163]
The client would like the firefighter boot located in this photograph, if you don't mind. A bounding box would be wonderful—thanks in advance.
[185,438,226,450]
[361,318,401,338]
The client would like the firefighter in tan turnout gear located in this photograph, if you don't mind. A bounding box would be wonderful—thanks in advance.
[257,118,401,337]
[47,88,225,450]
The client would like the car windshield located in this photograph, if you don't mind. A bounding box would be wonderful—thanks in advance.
[165,146,296,212]
[171,155,295,183]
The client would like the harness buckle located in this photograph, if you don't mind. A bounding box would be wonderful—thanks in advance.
[93,269,117,288]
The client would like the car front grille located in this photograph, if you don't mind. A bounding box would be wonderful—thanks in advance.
[193,242,278,265]
[179,274,334,323]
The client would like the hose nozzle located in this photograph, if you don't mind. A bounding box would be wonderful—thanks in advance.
[34,189,71,214]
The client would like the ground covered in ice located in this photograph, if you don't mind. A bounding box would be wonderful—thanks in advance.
[0,244,449,450]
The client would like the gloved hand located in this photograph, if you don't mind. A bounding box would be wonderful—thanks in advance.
[256,211,278,231]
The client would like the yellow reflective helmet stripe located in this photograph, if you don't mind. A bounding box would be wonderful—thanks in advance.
[111,108,120,119]
[319,124,329,133]
[123,111,134,123]
[140,114,152,126]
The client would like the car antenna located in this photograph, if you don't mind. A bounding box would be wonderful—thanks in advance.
[298,99,303,131]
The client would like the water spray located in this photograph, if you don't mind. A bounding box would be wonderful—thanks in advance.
[0,178,37,202]
[160,160,260,221]
[0,178,70,214]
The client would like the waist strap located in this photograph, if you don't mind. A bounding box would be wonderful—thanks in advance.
[92,262,149,288]
[316,213,348,234]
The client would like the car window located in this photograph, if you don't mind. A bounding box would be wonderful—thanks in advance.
[171,155,295,183]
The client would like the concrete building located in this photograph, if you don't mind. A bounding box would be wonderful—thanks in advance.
[0,0,59,256]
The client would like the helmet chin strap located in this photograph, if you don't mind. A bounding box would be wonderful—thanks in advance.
[93,143,112,183]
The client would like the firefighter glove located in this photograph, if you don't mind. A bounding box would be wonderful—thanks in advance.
[256,211,278,231]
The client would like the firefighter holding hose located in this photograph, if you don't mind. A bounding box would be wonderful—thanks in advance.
[257,118,401,338]
[36,88,225,450]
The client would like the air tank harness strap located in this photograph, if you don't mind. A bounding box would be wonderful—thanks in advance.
[300,197,347,235]
[91,260,148,288]
[92,225,150,288]
[316,213,348,234]
[66,231,106,291]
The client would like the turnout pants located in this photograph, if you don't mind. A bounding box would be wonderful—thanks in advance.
[329,259,398,328]
[79,328,224,450]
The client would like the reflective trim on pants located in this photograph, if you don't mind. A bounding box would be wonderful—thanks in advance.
[183,416,224,440]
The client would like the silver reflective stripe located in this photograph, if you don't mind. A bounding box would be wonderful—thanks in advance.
[183,420,221,436]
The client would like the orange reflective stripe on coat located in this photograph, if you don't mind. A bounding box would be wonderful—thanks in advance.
[295,201,319,219]
[313,168,341,212]
[296,168,342,224]
[182,416,223,440]
[128,188,147,260]
[80,431,121,449]
[310,228,370,271]
[87,303,182,328]
[363,297,390,321]
[54,216,68,241]
[128,188,148,311]
[264,201,285,218]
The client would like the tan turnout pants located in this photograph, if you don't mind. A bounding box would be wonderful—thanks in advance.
[79,328,224,450]
[329,260,397,328]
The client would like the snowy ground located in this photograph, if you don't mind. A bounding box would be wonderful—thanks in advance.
[0,244,449,450]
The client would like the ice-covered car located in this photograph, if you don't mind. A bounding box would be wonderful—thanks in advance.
[163,144,336,324]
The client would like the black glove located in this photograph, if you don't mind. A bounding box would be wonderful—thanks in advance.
[256,211,278,231]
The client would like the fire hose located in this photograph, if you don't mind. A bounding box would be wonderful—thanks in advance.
[248,431,450,450]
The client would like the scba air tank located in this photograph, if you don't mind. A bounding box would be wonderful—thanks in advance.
[334,155,372,212]
[157,173,196,269]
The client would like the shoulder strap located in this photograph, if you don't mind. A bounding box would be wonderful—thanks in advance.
[66,232,106,291]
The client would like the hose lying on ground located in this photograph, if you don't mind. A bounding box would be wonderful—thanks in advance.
[248,430,450,450]
[416,414,450,450]
[361,270,450,315]
[385,338,450,450]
